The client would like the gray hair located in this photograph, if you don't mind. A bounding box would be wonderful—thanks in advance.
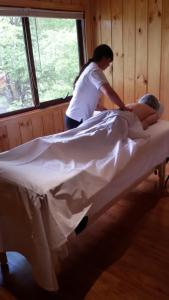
[138,94,164,114]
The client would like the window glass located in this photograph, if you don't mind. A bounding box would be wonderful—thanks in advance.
[0,16,33,113]
[29,18,79,102]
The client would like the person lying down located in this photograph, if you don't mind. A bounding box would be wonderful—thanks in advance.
[126,93,164,130]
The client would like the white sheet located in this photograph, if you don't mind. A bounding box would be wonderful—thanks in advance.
[88,119,169,217]
[0,110,169,291]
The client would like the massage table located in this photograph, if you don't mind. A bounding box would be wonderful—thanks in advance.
[0,110,169,291]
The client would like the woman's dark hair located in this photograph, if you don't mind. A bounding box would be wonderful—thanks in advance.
[73,44,113,88]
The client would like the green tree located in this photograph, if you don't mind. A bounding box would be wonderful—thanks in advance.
[0,16,80,113]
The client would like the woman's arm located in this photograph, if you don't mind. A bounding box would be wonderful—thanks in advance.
[100,82,131,111]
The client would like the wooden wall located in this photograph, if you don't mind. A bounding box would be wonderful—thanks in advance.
[88,0,169,120]
[1,0,169,152]
[0,0,85,10]
[0,103,68,152]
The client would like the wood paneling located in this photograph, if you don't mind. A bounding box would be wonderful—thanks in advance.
[61,0,71,4]
[100,0,112,47]
[42,112,55,136]
[135,0,148,100]
[123,0,135,103]
[160,0,169,120]
[84,0,94,58]
[87,0,169,119]
[101,0,112,88]
[148,0,162,99]
[53,109,65,133]
[92,0,101,47]
[0,103,68,152]
[5,121,22,149]
[0,0,85,10]
[18,117,34,144]
[31,114,44,139]
[100,0,113,107]
[0,126,9,152]
[111,1,124,101]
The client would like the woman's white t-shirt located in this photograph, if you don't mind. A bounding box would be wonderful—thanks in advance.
[66,62,108,122]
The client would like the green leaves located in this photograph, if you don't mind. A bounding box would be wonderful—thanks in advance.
[30,17,79,101]
[0,16,80,113]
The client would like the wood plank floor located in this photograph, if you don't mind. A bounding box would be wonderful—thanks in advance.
[1,173,169,300]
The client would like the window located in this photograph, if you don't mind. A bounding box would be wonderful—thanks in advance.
[0,8,85,116]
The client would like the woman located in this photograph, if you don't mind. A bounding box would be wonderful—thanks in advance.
[65,44,131,130]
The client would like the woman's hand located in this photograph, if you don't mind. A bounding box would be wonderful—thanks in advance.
[124,106,133,112]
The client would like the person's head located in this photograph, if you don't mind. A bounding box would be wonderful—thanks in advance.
[138,93,164,115]
[92,44,113,70]
[73,44,113,87]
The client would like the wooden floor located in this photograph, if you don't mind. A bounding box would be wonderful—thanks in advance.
[1,173,169,300]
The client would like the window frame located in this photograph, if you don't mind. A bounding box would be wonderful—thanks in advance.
[0,9,85,118]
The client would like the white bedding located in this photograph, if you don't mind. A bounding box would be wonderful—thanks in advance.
[88,118,169,217]
[0,110,169,291]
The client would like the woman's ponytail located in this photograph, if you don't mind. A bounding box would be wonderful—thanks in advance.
[73,58,94,88]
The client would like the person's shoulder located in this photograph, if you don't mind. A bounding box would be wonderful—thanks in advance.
[142,103,156,113]
[82,62,98,77]
[127,102,155,111]
[90,64,106,79]
[89,63,102,73]
[126,103,140,109]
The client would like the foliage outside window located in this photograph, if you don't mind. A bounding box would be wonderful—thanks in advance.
[0,13,84,116]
